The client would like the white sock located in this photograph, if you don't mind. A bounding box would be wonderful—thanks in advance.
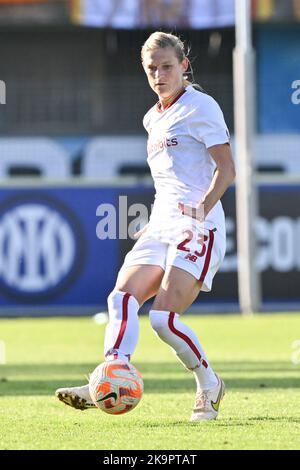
[150,310,218,391]
[104,290,140,362]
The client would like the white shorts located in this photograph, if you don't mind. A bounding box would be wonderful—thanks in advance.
[120,227,226,292]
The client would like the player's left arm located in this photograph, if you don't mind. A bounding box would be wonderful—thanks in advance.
[201,143,236,217]
[179,143,236,220]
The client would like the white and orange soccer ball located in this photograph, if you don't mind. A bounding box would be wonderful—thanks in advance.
[88,360,144,415]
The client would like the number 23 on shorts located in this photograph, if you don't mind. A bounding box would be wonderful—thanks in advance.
[177,229,216,258]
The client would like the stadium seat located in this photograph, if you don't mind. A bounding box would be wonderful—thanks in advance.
[82,136,148,179]
[230,134,300,174]
[83,134,300,180]
[231,134,300,174]
[0,138,71,179]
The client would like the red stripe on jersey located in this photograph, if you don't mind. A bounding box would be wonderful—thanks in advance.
[168,312,207,367]
[199,230,215,283]
[156,88,186,113]
[113,293,130,349]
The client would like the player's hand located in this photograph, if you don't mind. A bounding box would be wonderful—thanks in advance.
[134,223,149,239]
[178,202,205,222]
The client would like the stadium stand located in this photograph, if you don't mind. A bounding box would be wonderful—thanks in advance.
[0,138,71,179]
[82,134,300,179]
[0,134,299,180]
[82,136,149,179]
[230,134,300,173]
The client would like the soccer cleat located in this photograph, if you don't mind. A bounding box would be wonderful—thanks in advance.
[55,384,96,411]
[190,375,225,422]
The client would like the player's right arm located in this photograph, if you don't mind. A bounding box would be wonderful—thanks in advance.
[134,223,149,239]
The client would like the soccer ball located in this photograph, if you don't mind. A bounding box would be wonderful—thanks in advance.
[89,360,144,415]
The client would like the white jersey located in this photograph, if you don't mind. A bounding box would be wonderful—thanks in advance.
[143,85,230,243]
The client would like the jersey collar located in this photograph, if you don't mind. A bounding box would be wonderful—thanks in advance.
[156,88,187,114]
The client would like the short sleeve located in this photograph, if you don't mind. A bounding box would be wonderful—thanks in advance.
[143,114,150,133]
[143,106,155,134]
[189,95,230,149]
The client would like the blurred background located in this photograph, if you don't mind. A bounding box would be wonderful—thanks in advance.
[0,0,299,316]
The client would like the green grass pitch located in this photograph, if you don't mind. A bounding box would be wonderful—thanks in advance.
[0,313,300,450]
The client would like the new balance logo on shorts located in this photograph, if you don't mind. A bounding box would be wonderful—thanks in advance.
[185,253,198,263]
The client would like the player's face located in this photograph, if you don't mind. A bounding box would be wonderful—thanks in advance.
[143,47,188,100]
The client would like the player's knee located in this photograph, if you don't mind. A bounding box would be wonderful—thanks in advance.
[107,290,140,318]
[107,290,118,312]
[149,310,169,335]
[153,286,185,312]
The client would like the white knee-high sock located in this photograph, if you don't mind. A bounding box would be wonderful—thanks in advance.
[150,310,218,391]
[104,290,140,362]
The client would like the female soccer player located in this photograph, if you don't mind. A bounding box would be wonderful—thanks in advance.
[56,32,235,421]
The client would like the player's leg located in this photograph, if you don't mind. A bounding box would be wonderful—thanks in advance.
[55,264,164,411]
[151,266,219,389]
[150,267,224,421]
[104,264,164,362]
[104,233,166,362]
[56,234,166,410]
[149,230,226,420]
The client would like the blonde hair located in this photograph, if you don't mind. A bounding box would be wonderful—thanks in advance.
[141,31,202,90]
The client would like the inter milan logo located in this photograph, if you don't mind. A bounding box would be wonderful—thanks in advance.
[0,195,84,301]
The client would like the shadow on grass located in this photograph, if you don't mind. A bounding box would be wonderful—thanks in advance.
[213,416,300,427]
[0,361,299,396]
[247,417,300,423]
